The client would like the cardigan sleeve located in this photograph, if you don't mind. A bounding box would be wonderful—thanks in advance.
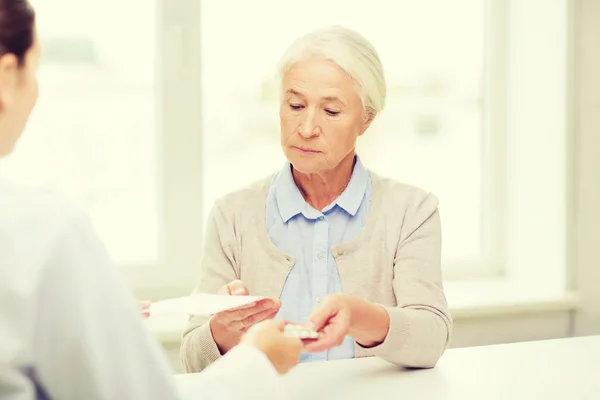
[180,200,240,373]
[358,192,452,368]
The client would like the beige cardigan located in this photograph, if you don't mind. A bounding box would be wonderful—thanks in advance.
[181,172,452,372]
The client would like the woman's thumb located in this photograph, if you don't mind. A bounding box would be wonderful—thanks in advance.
[228,280,249,296]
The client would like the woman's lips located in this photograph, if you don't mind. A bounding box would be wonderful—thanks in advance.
[294,146,320,153]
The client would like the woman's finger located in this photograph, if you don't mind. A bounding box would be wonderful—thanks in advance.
[227,301,258,311]
[233,302,279,322]
[306,301,338,332]
[241,308,279,328]
[227,280,249,296]
[217,285,231,295]
[217,280,249,296]
[137,300,151,318]
[138,300,151,309]
[303,333,341,353]
[303,314,350,352]
[218,301,279,325]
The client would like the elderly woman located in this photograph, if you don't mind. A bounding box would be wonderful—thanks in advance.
[181,26,452,372]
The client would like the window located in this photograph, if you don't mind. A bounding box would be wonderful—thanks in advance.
[201,0,488,269]
[0,1,205,296]
[1,0,568,297]
[1,0,160,266]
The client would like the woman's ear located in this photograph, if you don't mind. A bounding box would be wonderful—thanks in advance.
[358,111,376,136]
[0,53,19,112]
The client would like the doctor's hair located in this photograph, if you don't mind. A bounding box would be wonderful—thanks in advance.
[0,0,35,67]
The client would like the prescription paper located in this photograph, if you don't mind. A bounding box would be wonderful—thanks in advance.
[150,293,266,316]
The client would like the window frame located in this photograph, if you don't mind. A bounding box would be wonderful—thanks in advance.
[123,0,204,300]
[433,0,507,280]
[446,0,569,288]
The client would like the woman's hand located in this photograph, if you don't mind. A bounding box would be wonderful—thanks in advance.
[241,320,303,374]
[210,280,282,354]
[302,294,352,352]
[303,294,390,353]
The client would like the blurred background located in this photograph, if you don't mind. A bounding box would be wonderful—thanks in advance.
[1,0,598,372]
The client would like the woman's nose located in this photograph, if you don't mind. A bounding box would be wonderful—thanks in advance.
[298,109,320,138]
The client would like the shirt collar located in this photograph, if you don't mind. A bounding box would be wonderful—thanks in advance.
[275,162,307,223]
[274,155,369,222]
[334,155,369,216]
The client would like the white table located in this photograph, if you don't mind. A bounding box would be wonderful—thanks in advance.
[174,336,600,400]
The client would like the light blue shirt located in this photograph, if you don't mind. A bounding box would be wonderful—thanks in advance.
[266,155,372,362]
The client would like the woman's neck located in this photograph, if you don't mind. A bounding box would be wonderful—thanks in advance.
[292,152,355,211]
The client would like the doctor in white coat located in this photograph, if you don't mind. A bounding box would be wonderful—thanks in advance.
[0,1,303,399]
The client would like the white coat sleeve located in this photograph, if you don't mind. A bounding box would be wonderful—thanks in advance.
[32,211,281,400]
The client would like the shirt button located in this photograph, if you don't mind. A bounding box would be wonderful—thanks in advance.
[316,295,324,303]
[317,216,324,221]
[317,252,324,260]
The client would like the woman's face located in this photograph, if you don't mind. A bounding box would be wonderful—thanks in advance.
[280,57,373,175]
[0,32,40,157]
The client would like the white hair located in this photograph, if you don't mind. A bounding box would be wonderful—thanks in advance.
[277,25,386,118]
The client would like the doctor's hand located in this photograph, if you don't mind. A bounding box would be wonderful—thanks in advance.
[138,300,151,318]
[242,320,303,374]
[210,280,281,354]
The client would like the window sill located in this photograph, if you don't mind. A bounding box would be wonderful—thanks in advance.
[146,280,581,345]
[445,280,580,319]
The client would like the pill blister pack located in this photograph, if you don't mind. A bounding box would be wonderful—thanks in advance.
[283,324,320,339]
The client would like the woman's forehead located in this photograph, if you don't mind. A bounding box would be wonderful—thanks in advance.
[282,59,359,101]
[285,58,352,84]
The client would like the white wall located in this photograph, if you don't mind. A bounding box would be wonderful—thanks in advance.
[451,312,571,349]
[572,0,600,336]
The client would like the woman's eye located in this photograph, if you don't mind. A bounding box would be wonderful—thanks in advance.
[325,109,340,116]
[290,104,304,111]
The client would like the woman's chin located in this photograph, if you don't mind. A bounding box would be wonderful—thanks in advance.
[288,158,323,175]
